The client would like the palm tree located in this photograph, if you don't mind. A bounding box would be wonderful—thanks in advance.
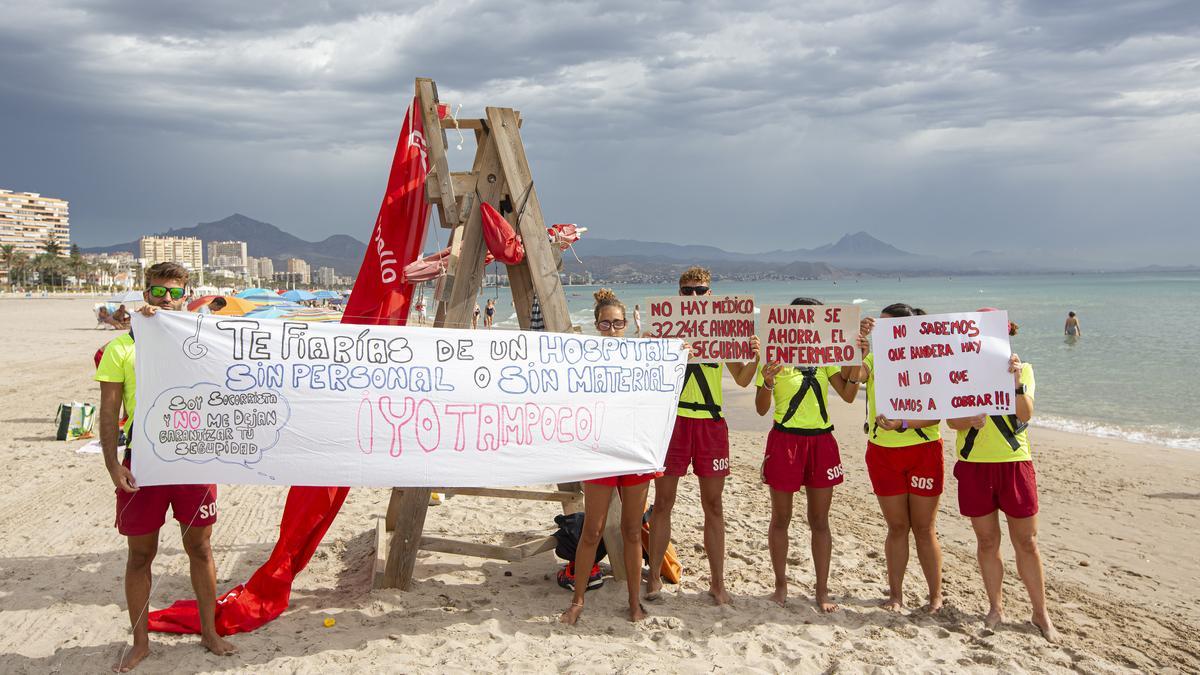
[0,244,14,290]
[68,244,89,291]
[10,251,30,291]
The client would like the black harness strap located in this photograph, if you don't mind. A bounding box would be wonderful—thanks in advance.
[872,422,930,441]
[678,363,722,420]
[780,368,828,427]
[960,414,1026,459]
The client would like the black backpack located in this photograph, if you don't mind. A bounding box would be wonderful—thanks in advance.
[553,512,607,564]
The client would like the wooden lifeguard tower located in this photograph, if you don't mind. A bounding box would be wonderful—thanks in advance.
[373,77,629,590]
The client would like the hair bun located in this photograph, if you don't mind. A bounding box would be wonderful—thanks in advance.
[594,288,618,304]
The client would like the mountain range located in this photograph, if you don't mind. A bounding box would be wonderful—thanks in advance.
[579,231,919,265]
[86,214,1075,280]
[83,214,368,276]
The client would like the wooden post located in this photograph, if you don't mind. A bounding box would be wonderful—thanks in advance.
[602,489,627,581]
[486,107,572,332]
[383,487,432,590]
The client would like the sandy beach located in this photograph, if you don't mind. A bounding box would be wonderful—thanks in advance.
[1,296,1197,673]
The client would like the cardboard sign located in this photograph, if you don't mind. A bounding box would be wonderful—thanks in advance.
[131,311,688,487]
[872,311,1015,420]
[757,304,861,367]
[645,295,755,362]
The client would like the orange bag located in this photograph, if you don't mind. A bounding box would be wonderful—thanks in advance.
[641,519,682,584]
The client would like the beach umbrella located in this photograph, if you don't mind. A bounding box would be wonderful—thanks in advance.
[314,290,340,300]
[236,288,275,299]
[245,305,295,319]
[212,296,260,316]
[108,290,144,303]
[187,295,220,312]
[282,289,317,302]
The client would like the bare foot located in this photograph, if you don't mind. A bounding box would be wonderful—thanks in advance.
[881,597,904,612]
[984,607,1004,630]
[112,643,150,672]
[200,634,237,657]
[559,604,583,626]
[629,602,647,622]
[816,593,839,613]
[924,596,944,614]
[769,586,787,607]
[708,586,733,606]
[1033,614,1060,643]
[644,578,663,602]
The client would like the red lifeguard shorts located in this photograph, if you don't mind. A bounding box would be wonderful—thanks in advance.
[664,416,730,478]
[865,439,945,497]
[953,460,1039,519]
[585,472,661,487]
[115,456,217,536]
[762,427,844,493]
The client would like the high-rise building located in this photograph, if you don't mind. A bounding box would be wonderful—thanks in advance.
[207,240,248,274]
[0,189,70,257]
[315,266,336,287]
[286,258,310,284]
[249,256,274,280]
[139,236,204,273]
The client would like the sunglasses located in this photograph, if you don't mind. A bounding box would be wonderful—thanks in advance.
[680,286,709,296]
[596,319,627,331]
[148,285,186,300]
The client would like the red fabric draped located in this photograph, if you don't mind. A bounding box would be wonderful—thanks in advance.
[148,96,433,636]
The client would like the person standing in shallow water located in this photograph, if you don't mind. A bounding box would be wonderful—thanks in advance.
[1064,311,1082,337]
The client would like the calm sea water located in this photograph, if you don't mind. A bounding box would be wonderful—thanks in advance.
[479,272,1200,450]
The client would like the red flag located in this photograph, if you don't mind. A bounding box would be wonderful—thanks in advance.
[148,97,433,636]
[344,96,436,325]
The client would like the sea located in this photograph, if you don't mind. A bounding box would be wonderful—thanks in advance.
[478,272,1200,451]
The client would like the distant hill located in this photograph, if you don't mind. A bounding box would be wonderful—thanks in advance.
[83,214,367,276]
[579,231,924,270]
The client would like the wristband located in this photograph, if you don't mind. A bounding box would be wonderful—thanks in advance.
[763,381,775,391]
[901,420,909,431]
[1015,385,1026,395]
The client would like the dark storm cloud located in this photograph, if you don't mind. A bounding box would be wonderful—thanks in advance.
[0,0,1197,264]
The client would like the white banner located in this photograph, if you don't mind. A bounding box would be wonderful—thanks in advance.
[131,311,688,487]
[872,311,1014,420]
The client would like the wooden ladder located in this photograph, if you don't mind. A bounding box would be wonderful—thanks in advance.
[373,77,629,590]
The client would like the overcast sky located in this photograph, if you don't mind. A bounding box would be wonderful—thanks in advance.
[1,0,1197,264]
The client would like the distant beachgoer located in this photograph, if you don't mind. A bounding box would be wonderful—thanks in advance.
[634,304,642,334]
[850,303,944,614]
[560,289,655,626]
[112,304,131,327]
[472,304,480,329]
[96,262,236,671]
[1064,311,1081,337]
[947,310,1058,642]
[485,298,495,328]
[97,306,120,329]
[754,296,857,612]
[207,297,227,314]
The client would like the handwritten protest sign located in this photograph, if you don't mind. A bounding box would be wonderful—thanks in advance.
[872,311,1014,420]
[757,304,861,367]
[645,295,755,362]
[131,311,688,487]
